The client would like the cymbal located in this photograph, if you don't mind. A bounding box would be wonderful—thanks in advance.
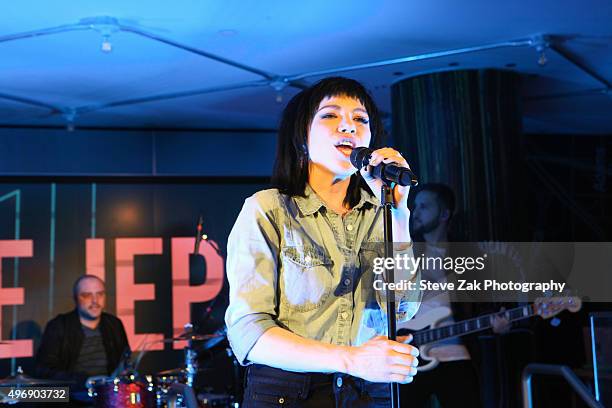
[156,368,185,377]
[156,367,211,377]
[167,333,221,342]
[200,333,226,350]
[0,373,73,386]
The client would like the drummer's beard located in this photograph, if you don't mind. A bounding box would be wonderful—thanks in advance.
[78,303,102,321]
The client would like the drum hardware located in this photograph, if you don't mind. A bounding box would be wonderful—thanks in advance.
[163,382,199,408]
[0,367,72,405]
[0,326,235,407]
[197,392,236,407]
[0,366,73,386]
[152,323,236,407]
[101,318,235,407]
[179,323,199,388]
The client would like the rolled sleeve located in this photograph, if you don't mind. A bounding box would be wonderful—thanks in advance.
[226,313,278,366]
[224,192,281,365]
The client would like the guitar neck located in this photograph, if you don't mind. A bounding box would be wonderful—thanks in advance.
[411,304,536,347]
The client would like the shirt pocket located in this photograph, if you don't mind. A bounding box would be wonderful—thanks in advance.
[280,245,333,312]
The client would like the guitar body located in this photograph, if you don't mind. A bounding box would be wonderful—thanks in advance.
[399,306,453,372]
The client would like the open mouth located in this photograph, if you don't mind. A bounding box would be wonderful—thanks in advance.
[335,139,355,157]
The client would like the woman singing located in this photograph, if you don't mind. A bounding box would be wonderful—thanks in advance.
[225,77,420,407]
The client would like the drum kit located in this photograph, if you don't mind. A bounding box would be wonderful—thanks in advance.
[0,326,238,407]
[86,325,238,408]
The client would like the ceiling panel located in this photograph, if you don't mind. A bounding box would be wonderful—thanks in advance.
[0,0,610,133]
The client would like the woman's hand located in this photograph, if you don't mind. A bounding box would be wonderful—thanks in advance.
[359,147,413,241]
[359,147,412,212]
[344,335,419,384]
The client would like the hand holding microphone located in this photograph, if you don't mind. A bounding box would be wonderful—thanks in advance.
[350,146,418,211]
[350,147,418,187]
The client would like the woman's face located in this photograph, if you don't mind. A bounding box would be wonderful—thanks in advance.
[307,95,372,178]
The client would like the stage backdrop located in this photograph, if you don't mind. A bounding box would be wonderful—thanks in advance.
[0,179,267,378]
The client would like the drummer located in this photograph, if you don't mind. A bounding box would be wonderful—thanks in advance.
[35,275,130,390]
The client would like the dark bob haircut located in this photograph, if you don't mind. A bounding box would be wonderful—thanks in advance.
[271,77,386,208]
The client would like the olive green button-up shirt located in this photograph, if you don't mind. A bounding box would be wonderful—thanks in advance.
[225,185,420,365]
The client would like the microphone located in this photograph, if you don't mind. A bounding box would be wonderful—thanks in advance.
[192,215,222,257]
[194,215,204,254]
[350,147,418,187]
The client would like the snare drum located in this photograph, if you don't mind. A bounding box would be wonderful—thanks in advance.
[87,374,156,408]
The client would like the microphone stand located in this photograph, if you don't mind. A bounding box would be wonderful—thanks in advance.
[381,183,400,408]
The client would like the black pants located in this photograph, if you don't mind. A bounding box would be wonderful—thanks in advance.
[399,360,481,408]
[242,364,391,407]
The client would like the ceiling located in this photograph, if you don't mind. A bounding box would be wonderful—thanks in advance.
[1,0,611,134]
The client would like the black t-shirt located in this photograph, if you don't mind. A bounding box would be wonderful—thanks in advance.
[73,325,108,377]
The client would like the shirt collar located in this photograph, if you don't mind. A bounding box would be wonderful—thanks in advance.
[293,183,379,216]
[355,187,379,209]
[293,184,325,216]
